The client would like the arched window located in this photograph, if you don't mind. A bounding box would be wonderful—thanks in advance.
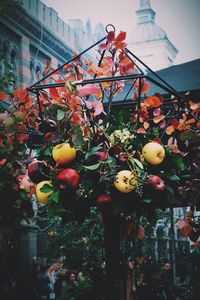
[10,49,18,86]
[10,50,17,72]
[36,65,41,80]
[2,41,10,73]
[30,59,35,82]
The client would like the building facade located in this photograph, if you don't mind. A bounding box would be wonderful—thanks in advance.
[129,0,178,71]
[0,0,105,89]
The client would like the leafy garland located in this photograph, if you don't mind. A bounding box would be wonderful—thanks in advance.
[0,30,199,241]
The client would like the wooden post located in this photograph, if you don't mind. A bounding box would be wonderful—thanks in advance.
[104,212,121,300]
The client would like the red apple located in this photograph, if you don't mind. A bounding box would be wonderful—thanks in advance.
[147,175,165,191]
[28,160,50,183]
[96,193,112,204]
[56,168,80,190]
[93,151,108,161]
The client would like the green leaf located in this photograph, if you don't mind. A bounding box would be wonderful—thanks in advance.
[44,148,52,157]
[133,158,144,170]
[48,190,60,203]
[142,198,152,203]
[72,133,84,146]
[100,156,116,164]
[172,155,185,171]
[56,109,65,121]
[179,130,196,141]
[85,146,102,160]
[40,183,52,193]
[83,162,101,170]
[168,174,180,182]
[165,184,174,196]
[65,80,77,93]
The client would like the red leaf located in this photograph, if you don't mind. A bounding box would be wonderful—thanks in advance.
[137,127,146,134]
[153,108,161,116]
[49,88,61,101]
[0,91,7,101]
[134,80,151,94]
[132,92,137,101]
[107,31,115,43]
[143,121,150,129]
[115,31,126,42]
[137,226,145,240]
[180,224,192,237]
[153,115,165,124]
[166,125,175,135]
[99,43,109,50]
[144,95,161,108]
[77,84,100,96]
[175,219,185,229]
[0,159,7,165]
[85,100,103,116]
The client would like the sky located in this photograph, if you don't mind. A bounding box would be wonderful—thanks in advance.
[42,0,200,65]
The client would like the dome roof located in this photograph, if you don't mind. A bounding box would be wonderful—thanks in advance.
[131,22,167,43]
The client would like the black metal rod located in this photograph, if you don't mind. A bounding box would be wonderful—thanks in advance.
[104,212,121,300]
[125,48,186,101]
[28,35,107,89]
[27,74,147,91]
[28,73,184,101]
[146,75,183,99]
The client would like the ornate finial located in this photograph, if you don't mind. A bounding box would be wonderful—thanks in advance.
[140,0,151,9]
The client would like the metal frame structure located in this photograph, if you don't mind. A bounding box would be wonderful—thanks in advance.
[1,24,199,300]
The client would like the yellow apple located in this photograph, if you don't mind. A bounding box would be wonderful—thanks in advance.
[52,143,76,165]
[114,170,137,193]
[36,180,53,204]
[142,142,165,165]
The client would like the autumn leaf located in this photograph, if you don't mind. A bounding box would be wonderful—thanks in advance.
[153,108,161,116]
[85,100,104,116]
[166,125,175,135]
[62,64,73,72]
[115,31,126,42]
[184,118,196,125]
[49,88,61,101]
[119,57,138,75]
[134,79,151,94]
[175,219,185,229]
[143,121,150,129]
[137,127,146,134]
[99,43,109,51]
[144,95,161,108]
[132,92,137,101]
[113,32,127,49]
[188,101,199,110]
[17,174,34,191]
[107,31,115,43]
[77,84,100,96]
[0,159,7,165]
[137,225,145,240]
[0,91,7,101]
[180,224,192,237]
[153,115,165,124]
[160,121,166,128]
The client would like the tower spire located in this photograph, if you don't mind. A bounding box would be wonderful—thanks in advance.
[140,0,151,9]
[136,0,155,24]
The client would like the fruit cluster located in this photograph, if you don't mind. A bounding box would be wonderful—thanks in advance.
[27,137,172,220]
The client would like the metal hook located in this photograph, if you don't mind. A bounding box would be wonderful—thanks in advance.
[105,24,115,33]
